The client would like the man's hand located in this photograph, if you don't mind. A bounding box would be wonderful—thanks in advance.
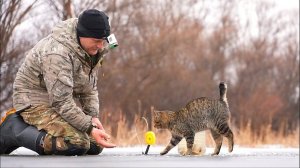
[90,128,116,148]
[92,117,105,131]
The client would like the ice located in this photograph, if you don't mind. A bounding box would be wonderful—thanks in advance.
[2,145,299,168]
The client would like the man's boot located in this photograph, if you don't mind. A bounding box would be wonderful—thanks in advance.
[0,112,46,155]
[86,142,103,155]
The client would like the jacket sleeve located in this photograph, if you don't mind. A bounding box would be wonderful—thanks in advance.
[79,84,100,118]
[42,54,92,133]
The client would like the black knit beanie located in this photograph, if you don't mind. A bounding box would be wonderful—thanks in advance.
[77,9,110,39]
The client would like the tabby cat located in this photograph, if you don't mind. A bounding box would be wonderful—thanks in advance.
[153,82,234,156]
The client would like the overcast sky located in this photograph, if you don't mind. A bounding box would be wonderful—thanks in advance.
[267,0,299,10]
[14,0,299,44]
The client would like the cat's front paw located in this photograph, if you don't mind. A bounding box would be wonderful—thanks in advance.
[192,151,200,155]
[184,148,192,156]
[211,152,220,156]
[160,150,168,155]
[192,145,206,156]
[178,150,187,156]
[178,143,187,156]
[228,144,233,153]
[178,149,191,156]
[180,151,188,156]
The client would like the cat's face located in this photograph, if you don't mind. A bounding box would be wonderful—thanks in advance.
[153,110,173,129]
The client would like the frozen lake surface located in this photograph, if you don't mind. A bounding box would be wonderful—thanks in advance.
[0,146,299,167]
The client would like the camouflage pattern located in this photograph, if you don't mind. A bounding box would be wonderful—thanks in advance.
[21,104,92,154]
[13,18,108,133]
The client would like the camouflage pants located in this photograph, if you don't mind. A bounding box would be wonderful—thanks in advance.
[21,104,96,154]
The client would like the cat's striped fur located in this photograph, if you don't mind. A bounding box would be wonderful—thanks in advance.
[153,82,234,156]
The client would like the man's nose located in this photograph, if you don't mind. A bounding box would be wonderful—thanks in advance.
[96,41,104,49]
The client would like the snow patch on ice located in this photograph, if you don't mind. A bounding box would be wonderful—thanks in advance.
[9,145,299,157]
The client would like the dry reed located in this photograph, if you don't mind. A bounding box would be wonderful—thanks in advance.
[102,112,299,148]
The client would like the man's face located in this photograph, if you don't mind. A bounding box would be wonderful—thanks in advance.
[79,37,106,56]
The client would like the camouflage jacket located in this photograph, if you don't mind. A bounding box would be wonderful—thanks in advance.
[13,18,107,133]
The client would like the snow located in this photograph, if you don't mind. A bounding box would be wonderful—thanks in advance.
[1,146,299,167]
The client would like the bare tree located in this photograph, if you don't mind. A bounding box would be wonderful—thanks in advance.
[0,0,38,112]
[230,1,299,134]
[0,0,298,139]
[48,0,74,20]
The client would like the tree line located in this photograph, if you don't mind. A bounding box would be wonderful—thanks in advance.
[1,0,299,136]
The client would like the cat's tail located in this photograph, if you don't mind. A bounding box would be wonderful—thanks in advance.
[219,82,227,102]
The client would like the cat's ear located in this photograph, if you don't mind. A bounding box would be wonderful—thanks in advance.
[152,110,159,117]
[153,109,162,114]
[152,106,157,114]
[166,110,175,115]
[152,110,162,118]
